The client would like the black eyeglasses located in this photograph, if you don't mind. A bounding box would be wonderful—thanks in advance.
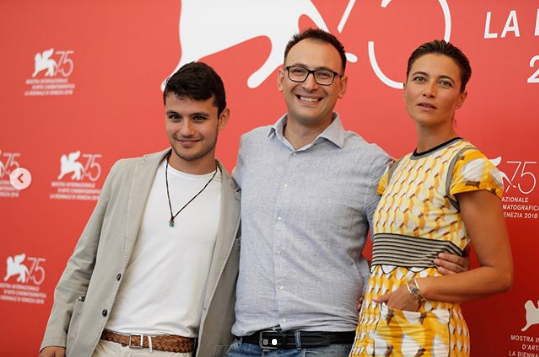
[285,66,342,86]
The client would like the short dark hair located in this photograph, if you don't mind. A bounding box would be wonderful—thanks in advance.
[406,39,472,92]
[163,62,227,115]
[284,28,347,74]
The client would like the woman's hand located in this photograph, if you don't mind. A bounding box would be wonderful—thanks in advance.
[373,284,420,312]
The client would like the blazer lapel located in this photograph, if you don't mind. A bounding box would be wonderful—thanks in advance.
[204,161,240,307]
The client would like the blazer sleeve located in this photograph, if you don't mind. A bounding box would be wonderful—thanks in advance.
[40,161,119,349]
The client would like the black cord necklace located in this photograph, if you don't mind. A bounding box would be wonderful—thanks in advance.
[165,155,218,227]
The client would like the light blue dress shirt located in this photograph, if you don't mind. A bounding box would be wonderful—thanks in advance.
[232,113,391,336]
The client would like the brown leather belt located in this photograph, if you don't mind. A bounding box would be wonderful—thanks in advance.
[101,330,194,353]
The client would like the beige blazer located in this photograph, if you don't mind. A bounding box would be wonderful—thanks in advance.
[40,149,241,357]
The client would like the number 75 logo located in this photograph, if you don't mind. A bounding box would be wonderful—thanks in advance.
[491,157,537,195]
[0,151,21,179]
[32,49,74,78]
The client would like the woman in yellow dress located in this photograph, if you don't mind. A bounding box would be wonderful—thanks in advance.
[350,40,513,356]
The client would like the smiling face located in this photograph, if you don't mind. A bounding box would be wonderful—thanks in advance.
[165,93,229,174]
[404,53,468,130]
[278,39,347,129]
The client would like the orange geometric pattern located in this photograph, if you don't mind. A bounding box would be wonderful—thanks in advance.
[350,139,503,357]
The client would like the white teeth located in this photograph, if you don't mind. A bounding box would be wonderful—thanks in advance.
[299,96,320,102]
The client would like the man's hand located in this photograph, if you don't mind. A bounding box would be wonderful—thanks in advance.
[434,251,470,275]
[373,285,419,312]
[38,346,65,357]
[357,296,364,313]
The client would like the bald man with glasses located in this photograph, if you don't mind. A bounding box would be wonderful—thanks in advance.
[225,28,468,357]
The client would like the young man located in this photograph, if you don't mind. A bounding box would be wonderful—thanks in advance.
[227,28,467,357]
[39,62,240,357]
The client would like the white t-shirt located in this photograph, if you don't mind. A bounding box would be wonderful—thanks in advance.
[105,161,222,337]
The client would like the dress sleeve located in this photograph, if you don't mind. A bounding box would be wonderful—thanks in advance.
[449,148,504,200]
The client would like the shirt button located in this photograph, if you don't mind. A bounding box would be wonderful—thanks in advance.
[281,318,287,323]
[277,217,282,221]
[276,250,281,255]
[116,273,122,281]
[102,309,108,317]
[279,285,284,290]
[283,183,288,188]
[292,153,297,156]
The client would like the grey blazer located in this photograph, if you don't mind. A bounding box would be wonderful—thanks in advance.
[40,149,241,357]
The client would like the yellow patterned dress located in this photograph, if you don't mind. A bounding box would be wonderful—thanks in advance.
[350,138,503,357]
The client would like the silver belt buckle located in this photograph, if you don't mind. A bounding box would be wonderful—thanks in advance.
[128,334,144,349]
[258,330,282,350]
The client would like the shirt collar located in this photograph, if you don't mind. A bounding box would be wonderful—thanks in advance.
[268,112,345,149]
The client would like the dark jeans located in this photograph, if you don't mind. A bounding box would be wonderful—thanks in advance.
[224,338,352,357]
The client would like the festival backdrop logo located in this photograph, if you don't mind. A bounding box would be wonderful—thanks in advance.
[507,299,539,356]
[523,300,539,332]
[49,151,103,201]
[368,0,451,89]
[163,0,329,89]
[164,0,451,90]
[491,156,539,221]
[0,150,25,198]
[24,48,76,97]
[0,253,47,305]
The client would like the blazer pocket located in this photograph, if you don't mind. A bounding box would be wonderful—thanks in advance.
[66,296,85,355]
